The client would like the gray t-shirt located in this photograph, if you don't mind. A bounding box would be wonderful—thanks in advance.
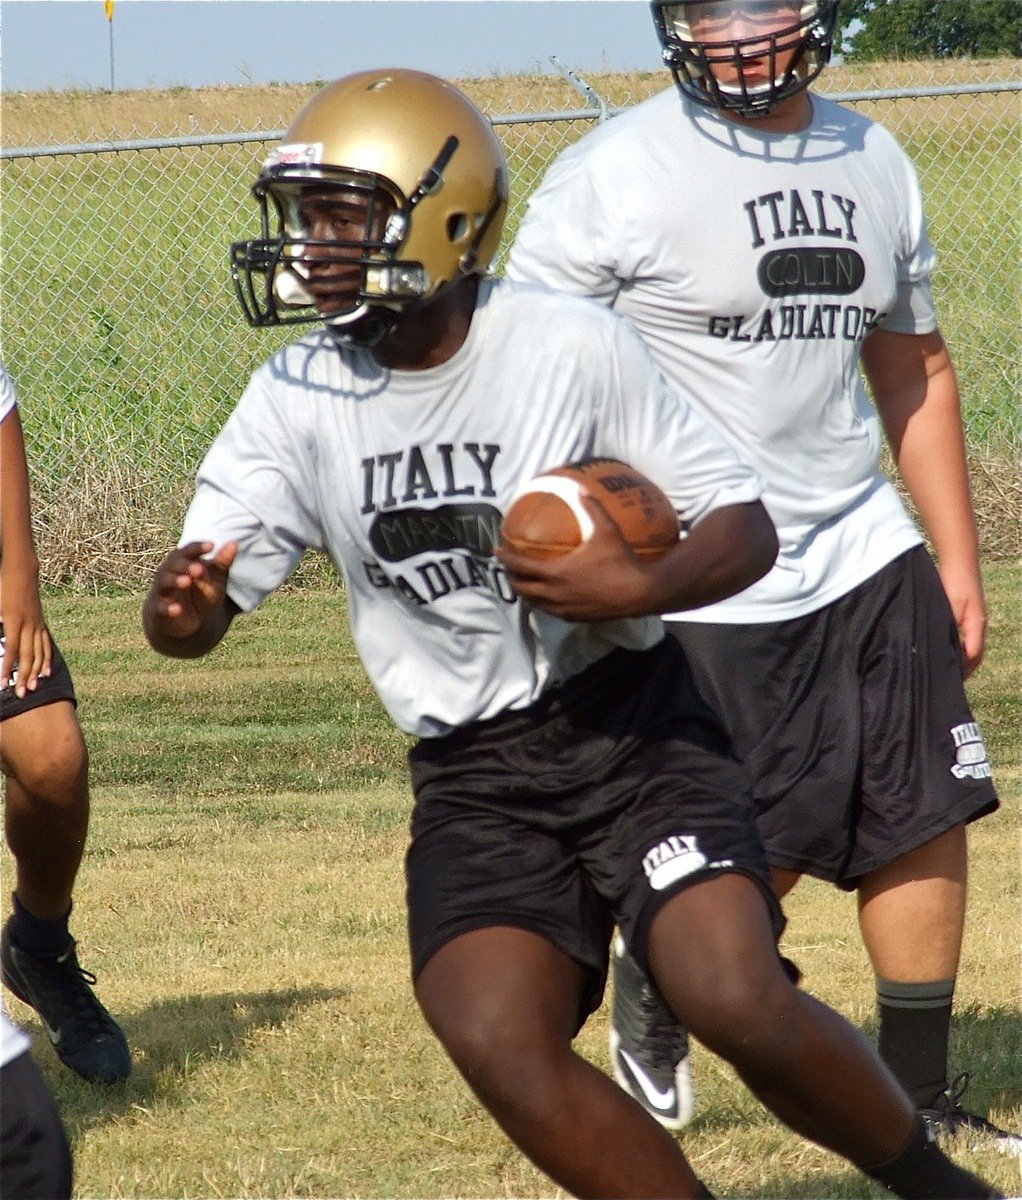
[181,279,762,736]
[508,88,929,622]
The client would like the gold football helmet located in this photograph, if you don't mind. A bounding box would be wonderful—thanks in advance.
[231,68,509,344]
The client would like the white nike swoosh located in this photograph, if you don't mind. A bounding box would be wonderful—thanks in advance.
[616,1045,678,1112]
[42,1019,62,1045]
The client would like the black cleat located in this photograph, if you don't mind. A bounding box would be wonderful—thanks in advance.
[609,933,693,1130]
[919,1073,1022,1158]
[2,921,131,1084]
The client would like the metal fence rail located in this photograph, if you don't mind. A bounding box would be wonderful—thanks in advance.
[1,66,1019,586]
[5,80,1018,158]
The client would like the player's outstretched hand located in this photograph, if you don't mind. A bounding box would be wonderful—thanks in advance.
[142,541,239,657]
[497,496,657,622]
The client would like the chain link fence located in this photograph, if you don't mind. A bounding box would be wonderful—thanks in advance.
[1,60,1019,587]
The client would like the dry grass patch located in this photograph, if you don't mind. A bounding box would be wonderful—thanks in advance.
[3,58,1017,144]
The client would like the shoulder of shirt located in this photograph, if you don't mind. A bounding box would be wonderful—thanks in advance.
[491,277,628,330]
[812,92,904,148]
[556,85,681,163]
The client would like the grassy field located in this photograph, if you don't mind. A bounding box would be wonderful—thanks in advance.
[2,562,1019,1199]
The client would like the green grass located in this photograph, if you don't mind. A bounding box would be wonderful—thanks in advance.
[2,563,1019,1198]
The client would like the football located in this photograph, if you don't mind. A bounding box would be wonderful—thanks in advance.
[500,458,680,561]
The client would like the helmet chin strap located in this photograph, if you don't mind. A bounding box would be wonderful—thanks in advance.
[324,304,401,349]
[322,269,471,350]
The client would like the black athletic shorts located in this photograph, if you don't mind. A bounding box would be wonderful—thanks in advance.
[0,626,78,722]
[406,636,785,1029]
[667,546,999,889]
[0,1051,74,1200]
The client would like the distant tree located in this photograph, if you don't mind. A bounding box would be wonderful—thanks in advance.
[837,0,1022,60]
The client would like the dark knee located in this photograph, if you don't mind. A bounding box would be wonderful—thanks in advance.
[414,929,584,1121]
[6,744,88,810]
[689,972,800,1063]
[419,991,567,1119]
[428,999,539,1076]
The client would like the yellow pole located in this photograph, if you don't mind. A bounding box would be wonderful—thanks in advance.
[105,0,115,91]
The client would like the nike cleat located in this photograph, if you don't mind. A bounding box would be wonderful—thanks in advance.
[919,1073,1022,1158]
[1,920,131,1084]
[609,932,693,1130]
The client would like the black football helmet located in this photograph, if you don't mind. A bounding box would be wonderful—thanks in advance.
[651,0,839,118]
[230,68,508,346]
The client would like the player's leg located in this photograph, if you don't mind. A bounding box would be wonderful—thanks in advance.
[650,873,912,1156]
[850,549,1015,1147]
[770,865,801,896]
[654,563,1010,1146]
[405,671,718,1199]
[766,723,1007,1151]
[857,824,1019,1149]
[772,850,981,1143]
[858,824,965,1105]
[606,609,832,1130]
[646,872,1002,1199]
[3,699,89,920]
[1,646,131,1084]
[415,925,713,1199]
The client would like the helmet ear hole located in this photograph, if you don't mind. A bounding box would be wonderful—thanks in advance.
[447,213,469,243]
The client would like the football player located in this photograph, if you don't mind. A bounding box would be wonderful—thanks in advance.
[144,68,1000,1198]
[1,362,131,1086]
[508,0,1016,1155]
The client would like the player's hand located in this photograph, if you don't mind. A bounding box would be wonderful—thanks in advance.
[497,496,652,621]
[939,561,987,678]
[0,570,53,696]
[144,541,238,641]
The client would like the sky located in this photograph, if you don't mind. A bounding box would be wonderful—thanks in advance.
[0,0,665,94]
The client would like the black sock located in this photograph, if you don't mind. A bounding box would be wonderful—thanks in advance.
[9,893,72,957]
[864,1115,1003,1199]
[876,977,954,1108]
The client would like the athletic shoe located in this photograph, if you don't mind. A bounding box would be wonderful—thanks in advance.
[608,932,693,1130]
[1,921,131,1084]
[919,1073,1022,1157]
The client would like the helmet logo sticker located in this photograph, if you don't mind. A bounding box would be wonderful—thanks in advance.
[264,142,324,170]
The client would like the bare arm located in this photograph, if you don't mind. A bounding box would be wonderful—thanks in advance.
[142,541,241,658]
[0,408,51,694]
[862,327,986,676]
[496,498,778,622]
